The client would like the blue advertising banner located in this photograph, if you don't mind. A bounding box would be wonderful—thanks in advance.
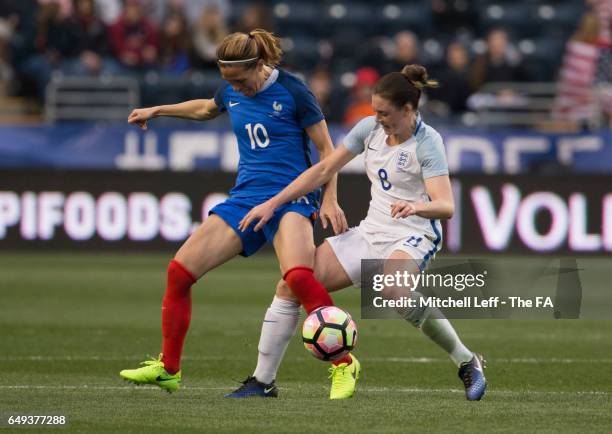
[0,124,609,174]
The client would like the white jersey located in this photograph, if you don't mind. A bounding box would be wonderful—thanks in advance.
[343,114,448,247]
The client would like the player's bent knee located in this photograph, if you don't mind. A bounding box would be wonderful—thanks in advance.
[166,259,197,291]
[275,279,300,303]
[172,252,205,279]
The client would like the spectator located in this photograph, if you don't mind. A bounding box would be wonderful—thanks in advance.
[191,5,227,70]
[95,0,121,25]
[0,0,37,34]
[431,0,475,34]
[553,1,611,127]
[343,66,379,128]
[144,0,182,24]
[39,0,72,19]
[235,3,274,34]
[34,2,75,58]
[142,0,229,26]
[470,28,525,92]
[183,0,230,27]
[588,0,611,48]
[382,31,421,75]
[19,2,75,97]
[0,18,14,95]
[588,0,611,125]
[63,0,119,76]
[430,42,471,114]
[308,65,344,124]
[153,0,230,29]
[159,11,192,74]
[2,1,38,96]
[109,0,159,71]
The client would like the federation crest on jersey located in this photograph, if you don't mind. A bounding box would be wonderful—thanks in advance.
[396,151,414,172]
[273,101,283,112]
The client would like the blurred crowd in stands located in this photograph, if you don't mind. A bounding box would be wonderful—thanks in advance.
[0,0,609,127]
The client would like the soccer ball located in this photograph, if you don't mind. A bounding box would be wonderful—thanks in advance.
[302,306,358,361]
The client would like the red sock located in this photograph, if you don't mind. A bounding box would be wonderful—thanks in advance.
[283,266,333,314]
[161,259,196,374]
[332,354,353,366]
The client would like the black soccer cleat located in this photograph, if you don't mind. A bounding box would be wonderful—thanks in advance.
[224,376,279,398]
[458,353,487,401]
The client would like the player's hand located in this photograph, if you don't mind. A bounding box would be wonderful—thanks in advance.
[239,200,277,232]
[127,107,156,130]
[391,200,418,218]
[320,199,348,235]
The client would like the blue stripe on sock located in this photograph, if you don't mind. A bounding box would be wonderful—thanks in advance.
[419,219,442,271]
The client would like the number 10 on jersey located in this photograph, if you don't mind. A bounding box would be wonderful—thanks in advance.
[245,123,270,149]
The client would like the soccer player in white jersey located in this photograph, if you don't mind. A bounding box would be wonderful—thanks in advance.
[239,64,487,401]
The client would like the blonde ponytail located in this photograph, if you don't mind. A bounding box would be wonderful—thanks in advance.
[216,29,282,68]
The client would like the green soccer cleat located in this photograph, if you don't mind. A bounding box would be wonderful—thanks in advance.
[328,354,361,400]
[119,354,181,393]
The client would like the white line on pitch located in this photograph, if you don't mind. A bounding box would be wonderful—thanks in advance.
[2,355,612,364]
[0,385,227,391]
[360,387,610,396]
[365,357,612,364]
[0,385,608,396]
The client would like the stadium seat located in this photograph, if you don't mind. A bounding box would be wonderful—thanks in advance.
[282,36,323,73]
[317,3,375,38]
[374,3,433,38]
[273,2,321,37]
[528,2,585,39]
[478,4,532,35]
[518,37,567,80]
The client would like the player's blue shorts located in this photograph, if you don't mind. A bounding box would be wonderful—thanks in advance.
[210,194,320,257]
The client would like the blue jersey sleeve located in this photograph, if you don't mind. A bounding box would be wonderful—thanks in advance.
[344,116,377,155]
[416,127,449,178]
[277,71,324,129]
[214,82,230,112]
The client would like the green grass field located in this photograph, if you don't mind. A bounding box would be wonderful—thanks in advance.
[1,253,611,433]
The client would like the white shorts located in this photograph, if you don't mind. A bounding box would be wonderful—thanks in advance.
[326,226,441,287]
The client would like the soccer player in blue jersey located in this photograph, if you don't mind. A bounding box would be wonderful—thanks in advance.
[241,64,487,401]
[119,29,353,397]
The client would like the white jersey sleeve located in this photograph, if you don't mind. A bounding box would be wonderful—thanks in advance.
[416,129,449,179]
[343,116,377,155]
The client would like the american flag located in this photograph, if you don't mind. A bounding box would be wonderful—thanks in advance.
[552,41,601,122]
[595,47,611,119]
[591,0,611,47]
[553,0,611,123]
[593,0,612,119]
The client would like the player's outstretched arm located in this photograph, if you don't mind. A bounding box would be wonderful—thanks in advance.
[391,175,454,219]
[239,144,355,232]
[306,120,348,234]
[127,99,222,129]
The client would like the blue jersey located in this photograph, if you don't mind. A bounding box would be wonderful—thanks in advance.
[214,68,325,200]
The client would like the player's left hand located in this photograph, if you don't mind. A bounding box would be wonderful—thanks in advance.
[320,199,348,234]
[239,200,277,232]
[391,200,418,218]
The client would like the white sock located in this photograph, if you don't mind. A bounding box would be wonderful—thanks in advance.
[253,296,300,384]
[420,318,473,367]
[402,291,473,367]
